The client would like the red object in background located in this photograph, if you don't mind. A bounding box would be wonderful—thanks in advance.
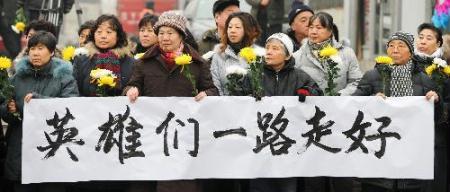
[117,0,146,35]
[117,0,177,35]
[0,37,5,53]
[153,0,176,14]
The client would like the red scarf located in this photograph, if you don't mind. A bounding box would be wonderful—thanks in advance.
[160,43,184,71]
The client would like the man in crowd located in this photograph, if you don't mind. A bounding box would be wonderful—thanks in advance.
[198,0,240,55]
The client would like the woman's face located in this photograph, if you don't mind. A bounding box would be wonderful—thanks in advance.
[227,17,245,44]
[94,21,118,49]
[29,43,53,68]
[265,39,288,69]
[387,40,412,65]
[78,29,90,47]
[416,29,439,55]
[157,26,183,52]
[308,18,332,44]
[139,23,157,48]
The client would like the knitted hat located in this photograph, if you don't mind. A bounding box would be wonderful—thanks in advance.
[288,2,314,25]
[387,31,415,54]
[153,11,187,37]
[213,0,240,16]
[267,33,294,56]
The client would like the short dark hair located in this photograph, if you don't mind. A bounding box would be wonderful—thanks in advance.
[138,15,159,29]
[417,23,443,47]
[25,20,57,37]
[88,14,128,49]
[27,31,57,53]
[78,20,96,35]
[213,0,240,16]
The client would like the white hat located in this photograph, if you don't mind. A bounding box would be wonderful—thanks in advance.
[266,33,294,56]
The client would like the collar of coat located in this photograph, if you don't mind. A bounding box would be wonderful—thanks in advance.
[84,42,132,59]
[15,57,73,79]
[141,43,205,64]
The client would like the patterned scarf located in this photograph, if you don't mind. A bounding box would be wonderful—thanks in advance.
[390,61,414,97]
[309,38,332,59]
[160,43,184,71]
[93,51,122,88]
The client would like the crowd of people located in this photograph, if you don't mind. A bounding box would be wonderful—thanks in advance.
[0,0,449,192]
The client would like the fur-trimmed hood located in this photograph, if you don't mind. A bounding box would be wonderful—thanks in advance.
[15,57,73,79]
[84,42,133,59]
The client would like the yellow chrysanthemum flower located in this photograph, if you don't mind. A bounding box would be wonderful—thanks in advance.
[15,22,26,32]
[375,56,394,65]
[239,47,257,63]
[319,45,338,58]
[134,53,145,59]
[425,64,437,76]
[175,54,192,65]
[443,66,450,76]
[97,75,116,88]
[62,46,76,61]
[0,56,12,70]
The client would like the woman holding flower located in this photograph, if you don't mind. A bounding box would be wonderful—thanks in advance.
[353,31,439,192]
[125,11,217,192]
[210,12,264,95]
[293,12,362,96]
[413,23,448,192]
[292,12,362,192]
[1,31,78,191]
[248,33,322,192]
[73,14,134,97]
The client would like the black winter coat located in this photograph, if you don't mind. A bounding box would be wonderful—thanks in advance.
[73,43,135,97]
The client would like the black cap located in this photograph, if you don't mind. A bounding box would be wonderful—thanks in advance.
[288,2,314,25]
[213,0,240,16]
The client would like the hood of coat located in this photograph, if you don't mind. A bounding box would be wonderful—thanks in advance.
[15,57,73,79]
[84,42,133,59]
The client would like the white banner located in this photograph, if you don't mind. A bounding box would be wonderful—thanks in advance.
[22,96,434,183]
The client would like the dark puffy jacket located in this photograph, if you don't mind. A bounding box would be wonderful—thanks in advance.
[72,42,134,96]
[1,57,79,180]
[353,62,436,97]
[261,58,322,96]
[240,58,322,97]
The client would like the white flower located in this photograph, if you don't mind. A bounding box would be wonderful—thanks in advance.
[11,25,20,34]
[330,55,343,64]
[91,69,115,79]
[74,47,89,57]
[202,51,215,60]
[225,65,248,76]
[433,58,447,68]
[254,47,266,57]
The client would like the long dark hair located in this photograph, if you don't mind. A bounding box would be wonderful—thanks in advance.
[88,14,128,49]
[309,12,339,42]
[220,12,261,52]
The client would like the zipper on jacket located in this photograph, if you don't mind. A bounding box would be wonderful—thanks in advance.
[274,72,279,94]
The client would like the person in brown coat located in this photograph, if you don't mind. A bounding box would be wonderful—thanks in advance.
[125,11,218,192]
